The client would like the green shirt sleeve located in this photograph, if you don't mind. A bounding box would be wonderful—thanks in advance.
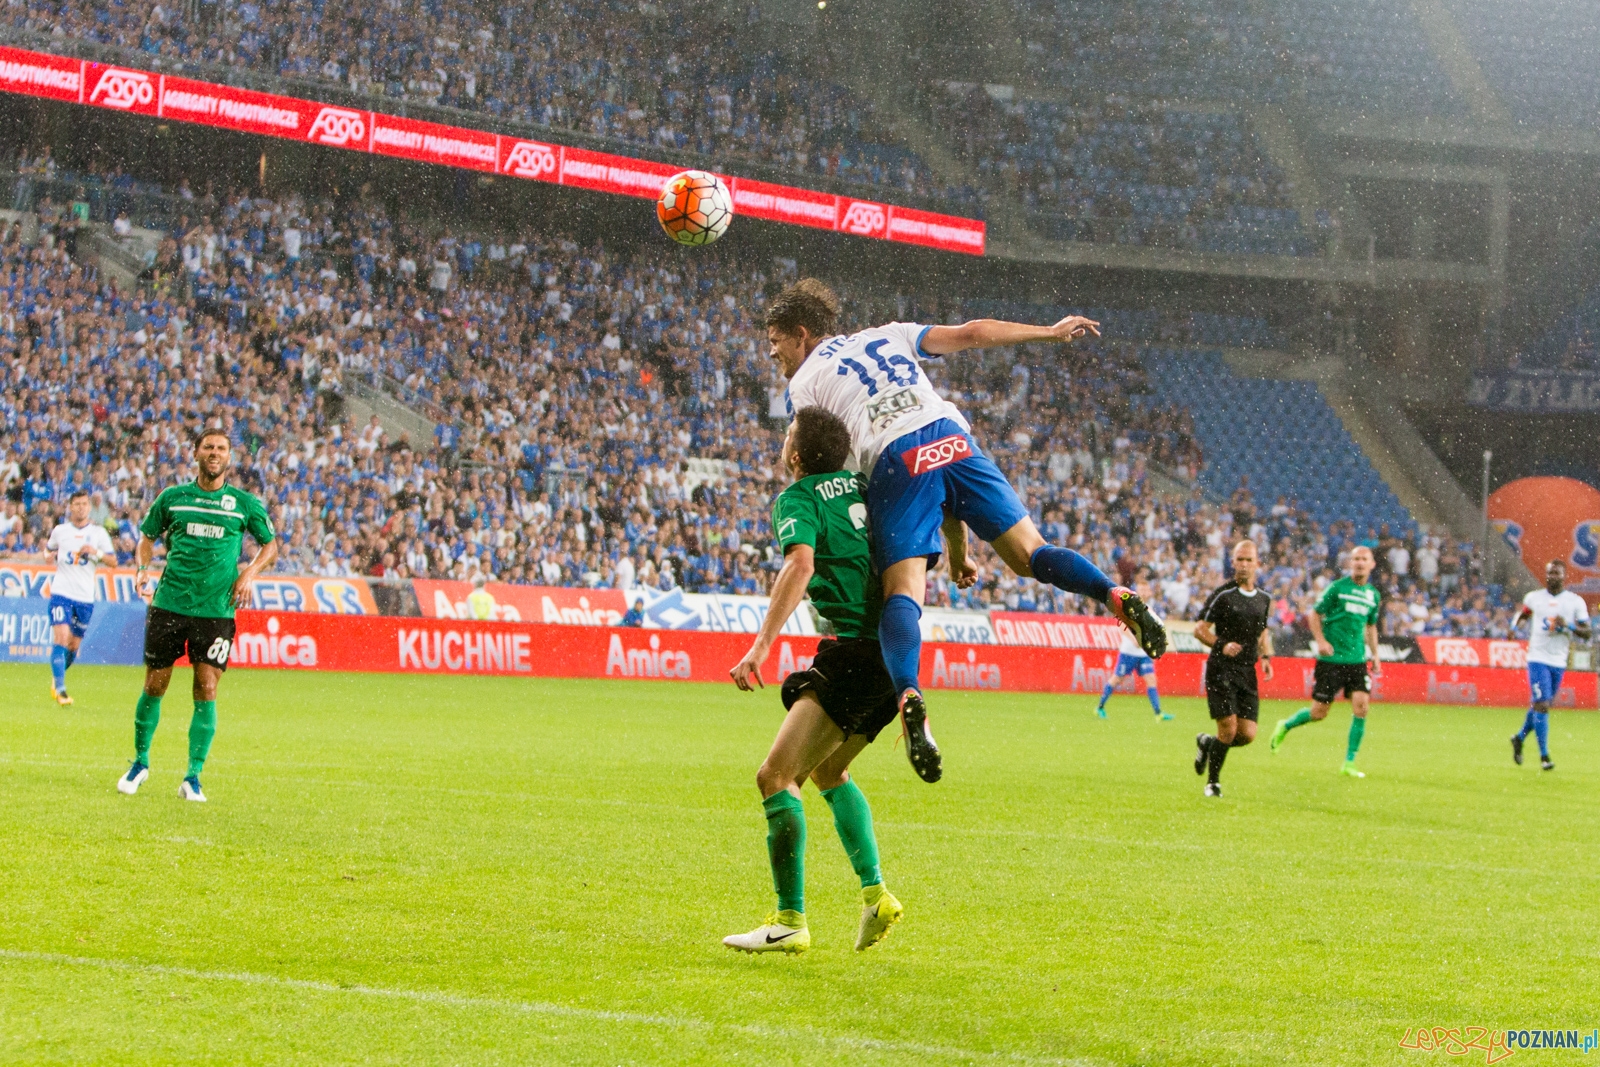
[772,490,818,553]
[139,490,168,541]
[1315,581,1336,617]
[245,493,276,544]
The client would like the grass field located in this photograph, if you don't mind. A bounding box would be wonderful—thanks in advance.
[1,662,1596,1066]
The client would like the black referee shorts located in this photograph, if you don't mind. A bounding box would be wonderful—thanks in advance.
[1205,664,1260,722]
[1312,661,1371,704]
[144,606,236,671]
[780,637,900,742]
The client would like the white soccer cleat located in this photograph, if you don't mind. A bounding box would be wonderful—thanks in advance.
[855,888,903,952]
[179,775,207,802]
[117,762,149,795]
[723,913,809,954]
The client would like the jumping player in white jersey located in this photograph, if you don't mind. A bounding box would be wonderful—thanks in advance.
[766,279,1167,783]
[42,490,114,705]
[1510,559,1590,771]
[1096,604,1172,721]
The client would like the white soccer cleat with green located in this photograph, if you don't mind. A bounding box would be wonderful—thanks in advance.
[855,888,903,952]
[723,912,809,954]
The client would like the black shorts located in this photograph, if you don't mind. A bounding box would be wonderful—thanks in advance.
[780,637,899,742]
[1313,661,1371,704]
[1205,664,1260,722]
[144,606,236,671]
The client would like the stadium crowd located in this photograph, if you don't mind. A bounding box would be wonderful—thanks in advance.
[2,0,962,202]
[0,147,1517,638]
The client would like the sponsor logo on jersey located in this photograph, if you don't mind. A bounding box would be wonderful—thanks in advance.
[185,522,227,539]
[839,201,887,237]
[307,106,367,146]
[502,140,559,178]
[89,68,155,109]
[776,517,798,540]
[866,387,922,429]
[902,433,971,476]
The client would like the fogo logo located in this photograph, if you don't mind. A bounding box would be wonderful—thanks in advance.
[1488,640,1526,670]
[902,434,971,476]
[1432,638,1480,667]
[89,68,154,109]
[307,106,367,147]
[233,615,318,667]
[839,201,887,237]
[503,140,558,178]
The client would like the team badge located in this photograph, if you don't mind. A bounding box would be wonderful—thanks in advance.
[222,496,237,511]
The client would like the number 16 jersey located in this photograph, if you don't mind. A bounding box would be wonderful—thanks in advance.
[785,323,969,476]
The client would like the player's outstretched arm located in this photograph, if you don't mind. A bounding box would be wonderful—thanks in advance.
[730,544,814,691]
[920,315,1101,356]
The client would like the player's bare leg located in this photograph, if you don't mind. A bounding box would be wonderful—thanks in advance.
[991,518,1166,657]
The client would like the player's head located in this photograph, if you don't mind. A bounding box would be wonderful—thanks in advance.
[1349,545,1375,581]
[67,489,90,524]
[765,278,840,377]
[194,427,232,479]
[1546,558,1566,593]
[1231,539,1259,586]
[784,405,852,479]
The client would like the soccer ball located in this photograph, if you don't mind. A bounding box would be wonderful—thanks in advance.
[657,170,733,246]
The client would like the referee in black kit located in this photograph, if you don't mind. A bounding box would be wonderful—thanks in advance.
[1192,540,1275,797]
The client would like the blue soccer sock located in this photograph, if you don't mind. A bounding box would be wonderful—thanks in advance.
[1533,711,1550,758]
[1147,685,1162,716]
[878,594,923,695]
[1096,681,1115,710]
[63,646,76,672]
[1029,545,1114,602]
[49,644,68,691]
[1515,709,1537,739]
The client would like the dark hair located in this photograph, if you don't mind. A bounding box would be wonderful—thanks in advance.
[68,489,89,501]
[765,278,840,339]
[790,406,852,477]
[194,427,230,449]
[1549,558,1567,569]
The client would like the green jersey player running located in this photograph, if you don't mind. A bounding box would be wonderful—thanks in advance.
[118,429,278,802]
[1269,545,1382,777]
[724,406,973,954]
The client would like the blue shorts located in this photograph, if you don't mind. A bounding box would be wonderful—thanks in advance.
[1528,662,1565,705]
[867,419,1029,570]
[1114,653,1155,678]
[48,595,94,638]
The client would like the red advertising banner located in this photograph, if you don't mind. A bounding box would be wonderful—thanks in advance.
[559,144,688,199]
[0,44,983,254]
[1414,636,1529,670]
[990,611,1124,650]
[370,111,498,172]
[412,579,626,625]
[158,72,317,139]
[727,176,838,231]
[0,45,82,103]
[228,612,1597,708]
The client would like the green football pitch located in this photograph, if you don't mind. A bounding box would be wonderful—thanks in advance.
[1,663,1595,1066]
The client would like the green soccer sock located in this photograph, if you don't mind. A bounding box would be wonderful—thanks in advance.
[188,701,217,777]
[821,778,883,889]
[133,694,162,763]
[1284,708,1314,731]
[1345,716,1366,762]
[763,790,806,916]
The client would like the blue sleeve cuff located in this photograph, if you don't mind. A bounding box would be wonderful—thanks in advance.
[914,324,935,361]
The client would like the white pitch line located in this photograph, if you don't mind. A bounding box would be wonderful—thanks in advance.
[0,950,1092,1066]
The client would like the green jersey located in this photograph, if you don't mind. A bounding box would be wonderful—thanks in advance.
[141,481,275,619]
[771,471,880,638]
[1314,576,1381,663]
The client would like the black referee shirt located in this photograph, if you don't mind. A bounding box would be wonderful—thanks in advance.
[1198,581,1271,672]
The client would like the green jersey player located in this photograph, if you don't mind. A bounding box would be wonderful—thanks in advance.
[1270,545,1382,777]
[118,429,278,802]
[724,406,972,955]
